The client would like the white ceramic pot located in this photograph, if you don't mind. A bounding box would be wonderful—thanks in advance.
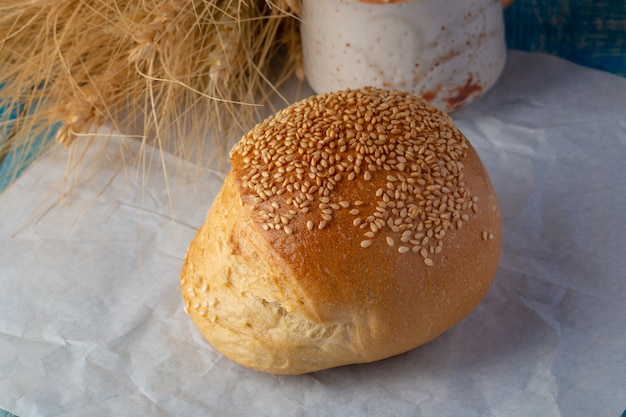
[300,0,507,112]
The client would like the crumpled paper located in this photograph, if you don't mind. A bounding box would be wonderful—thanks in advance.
[1,50,625,417]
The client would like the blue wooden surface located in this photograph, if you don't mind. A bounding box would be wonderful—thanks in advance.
[504,0,626,76]
[0,94,58,192]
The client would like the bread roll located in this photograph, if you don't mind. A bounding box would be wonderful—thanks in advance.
[180,86,501,375]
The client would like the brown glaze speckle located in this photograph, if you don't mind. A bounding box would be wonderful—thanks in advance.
[445,73,484,110]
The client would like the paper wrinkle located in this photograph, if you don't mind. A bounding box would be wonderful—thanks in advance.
[1,51,626,417]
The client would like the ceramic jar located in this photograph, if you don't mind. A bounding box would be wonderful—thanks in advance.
[300,0,507,112]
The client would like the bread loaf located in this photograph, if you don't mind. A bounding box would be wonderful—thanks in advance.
[180,86,501,374]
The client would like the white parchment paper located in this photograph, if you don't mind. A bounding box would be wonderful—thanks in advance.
[1,51,625,417]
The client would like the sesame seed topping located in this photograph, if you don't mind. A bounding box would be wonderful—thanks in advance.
[231,86,477,266]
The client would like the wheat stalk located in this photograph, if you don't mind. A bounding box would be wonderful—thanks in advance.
[0,0,303,190]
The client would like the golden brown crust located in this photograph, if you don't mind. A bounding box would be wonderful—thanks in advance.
[181,87,501,374]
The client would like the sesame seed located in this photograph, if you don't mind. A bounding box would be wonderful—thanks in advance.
[231,86,475,259]
[398,246,409,253]
[360,240,372,248]
[424,258,434,266]
[386,237,395,246]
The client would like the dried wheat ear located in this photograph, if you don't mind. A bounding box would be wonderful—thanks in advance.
[0,0,303,188]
